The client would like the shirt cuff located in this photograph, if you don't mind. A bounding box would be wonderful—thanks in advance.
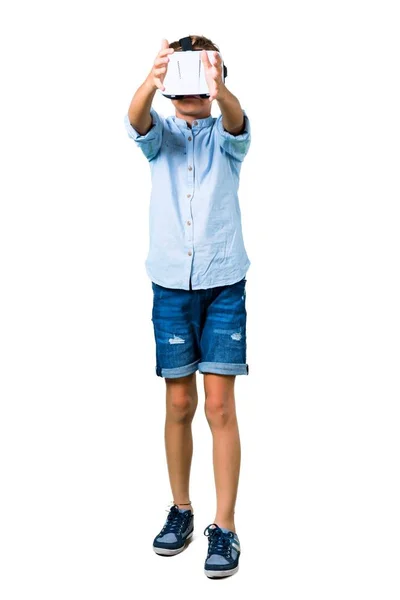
[216,110,250,139]
[124,108,161,141]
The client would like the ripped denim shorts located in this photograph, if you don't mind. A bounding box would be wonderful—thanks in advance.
[151,277,248,378]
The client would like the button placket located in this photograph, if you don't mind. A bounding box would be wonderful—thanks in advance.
[185,130,195,256]
[185,208,193,244]
[185,131,194,244]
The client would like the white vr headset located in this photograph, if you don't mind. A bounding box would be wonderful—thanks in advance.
[161,36,228,99]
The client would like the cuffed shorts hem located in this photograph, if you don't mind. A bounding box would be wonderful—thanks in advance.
[198,362,249,376]
[158,359,200,379]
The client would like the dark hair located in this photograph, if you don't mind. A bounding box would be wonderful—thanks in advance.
[169,35,220,52]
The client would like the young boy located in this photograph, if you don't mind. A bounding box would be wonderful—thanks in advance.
[124,35,251,578]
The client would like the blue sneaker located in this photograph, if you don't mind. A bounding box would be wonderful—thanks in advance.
[153,504,194,556]
[204,524,241,578]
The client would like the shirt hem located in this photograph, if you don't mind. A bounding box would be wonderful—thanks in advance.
[147,264,250,290]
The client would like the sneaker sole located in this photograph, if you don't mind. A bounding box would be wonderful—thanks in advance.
[204,565,239,578]
[153,531,193,556]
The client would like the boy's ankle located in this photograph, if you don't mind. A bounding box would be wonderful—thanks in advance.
[177,503,193,512]
[214,520,236,532]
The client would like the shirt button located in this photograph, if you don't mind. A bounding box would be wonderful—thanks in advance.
[188,136,192,141]
[187,220,191,226]
[188,251,192,256]
[187,194,191,198]
[193,121,198,126]
[188,166,193,171]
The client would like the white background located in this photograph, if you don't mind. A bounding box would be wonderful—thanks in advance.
[1,1,399,598]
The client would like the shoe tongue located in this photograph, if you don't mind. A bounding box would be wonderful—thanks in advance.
[178,508,189,513]
[219,526,233,534]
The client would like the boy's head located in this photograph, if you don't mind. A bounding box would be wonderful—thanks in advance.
[168,35,220,120]
[169,34,220,53]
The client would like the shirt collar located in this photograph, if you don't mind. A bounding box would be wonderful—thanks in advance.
[171,114,214,130]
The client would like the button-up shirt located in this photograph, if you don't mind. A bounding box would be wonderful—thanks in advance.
[123,107,251,290]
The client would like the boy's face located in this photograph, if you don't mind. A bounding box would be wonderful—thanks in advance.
[171,95,212,120]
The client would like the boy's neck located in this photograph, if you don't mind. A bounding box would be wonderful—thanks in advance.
[174,111,211,127]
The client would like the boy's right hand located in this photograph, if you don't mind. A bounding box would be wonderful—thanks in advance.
[148,39,175,92]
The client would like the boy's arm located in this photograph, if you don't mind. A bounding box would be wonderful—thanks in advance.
[201,50,247,136]
[127,40,174,136]
[201,50,251,161]
[127,77,158,136]
[216,87,246,136]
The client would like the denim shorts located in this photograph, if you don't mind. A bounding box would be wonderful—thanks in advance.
[151,278,248,378]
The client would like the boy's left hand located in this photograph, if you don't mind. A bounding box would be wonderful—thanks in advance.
[201,50,226,102]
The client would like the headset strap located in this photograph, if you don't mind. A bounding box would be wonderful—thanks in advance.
[179,36,193,51]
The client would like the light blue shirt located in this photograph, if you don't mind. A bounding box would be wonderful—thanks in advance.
[124,107,251,290]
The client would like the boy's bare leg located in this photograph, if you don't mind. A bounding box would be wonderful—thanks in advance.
[203,373,240,532]
[164,373,198,512]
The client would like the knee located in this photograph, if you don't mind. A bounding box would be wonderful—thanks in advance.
[166,381,197,423]
[204,393,235,428]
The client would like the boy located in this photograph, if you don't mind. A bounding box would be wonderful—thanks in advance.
[124,35,251,578]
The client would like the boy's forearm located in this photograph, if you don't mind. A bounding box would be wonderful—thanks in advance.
[216,86,246,135]
[127,75,158,136]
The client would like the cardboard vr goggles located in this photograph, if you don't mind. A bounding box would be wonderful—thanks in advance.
[161,36,228,99]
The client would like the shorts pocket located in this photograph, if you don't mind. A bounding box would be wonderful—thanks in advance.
[152,281,164,299]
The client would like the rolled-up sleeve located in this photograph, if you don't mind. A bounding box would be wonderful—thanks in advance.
[123,108,163,161]
[216,110,251,162]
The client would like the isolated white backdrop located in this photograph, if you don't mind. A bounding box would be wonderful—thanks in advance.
[1,1,399,598]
